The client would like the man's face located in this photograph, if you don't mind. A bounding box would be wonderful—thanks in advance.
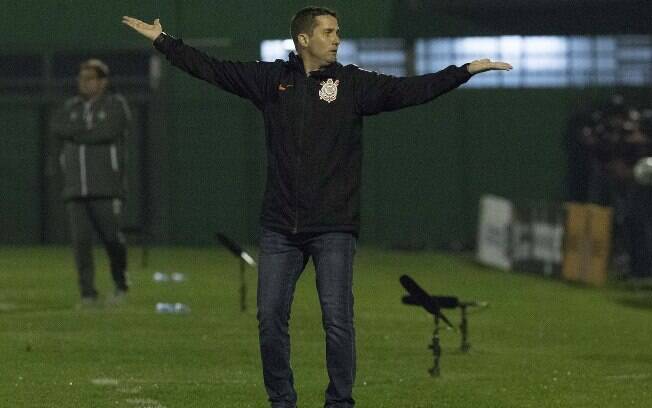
[302,15,340,67]
[77,68,107,98]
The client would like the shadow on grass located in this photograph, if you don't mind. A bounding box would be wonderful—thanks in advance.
[0,303,74,314]
[579,352,652,364]
[614,295,652,310]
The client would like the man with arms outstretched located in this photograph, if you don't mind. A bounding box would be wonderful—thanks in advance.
[123,7,511,408]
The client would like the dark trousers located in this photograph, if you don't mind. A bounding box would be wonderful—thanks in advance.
[624,185,652,277]
[66,198,128,298]
[257,228,357,408]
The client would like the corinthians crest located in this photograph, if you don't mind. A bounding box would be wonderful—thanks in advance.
[319,79,339,103]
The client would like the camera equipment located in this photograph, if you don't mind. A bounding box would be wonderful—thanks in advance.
[400,275,487,376]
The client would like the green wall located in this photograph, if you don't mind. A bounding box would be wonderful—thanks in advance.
[362,89,583,247]
[0,1,646,246]
[0,1,395,52]
[4,0,646,50]
[0,103,41,243]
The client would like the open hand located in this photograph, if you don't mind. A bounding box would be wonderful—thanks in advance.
[467,59,513,74]
[122,16,163,41]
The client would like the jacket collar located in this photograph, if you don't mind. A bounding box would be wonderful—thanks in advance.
[288,52,341,79]
[79,92,109,106]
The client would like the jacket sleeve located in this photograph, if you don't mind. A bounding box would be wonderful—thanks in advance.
[154,33,273,108]
[49,104,85,140]
[353,65,472,116]
[73,96,131,145]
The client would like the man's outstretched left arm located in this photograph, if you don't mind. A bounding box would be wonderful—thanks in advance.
[354,59,512,116]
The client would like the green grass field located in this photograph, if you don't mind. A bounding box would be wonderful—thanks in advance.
[1,246,651,407]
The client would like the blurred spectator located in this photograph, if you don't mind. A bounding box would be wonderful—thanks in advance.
[49,59,132,307]
[572,94,652,280]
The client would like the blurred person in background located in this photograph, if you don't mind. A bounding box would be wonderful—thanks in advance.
[49,59,132,307]
[577,95,652,280]
[122,7,511,408]
[620,108,652,281]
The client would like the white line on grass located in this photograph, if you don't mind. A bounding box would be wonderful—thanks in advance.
[118,385,143,394]
[126,398,167,408]
[607,373,650,381]
[0,302,17,311]
[91,378,119,386]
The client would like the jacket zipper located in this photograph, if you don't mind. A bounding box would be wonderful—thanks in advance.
[294,77,307,234]
[110,144,119,171]
[79,145,88,196]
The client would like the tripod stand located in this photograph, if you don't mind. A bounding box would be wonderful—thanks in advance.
[215,233,256,312]
[400,274,487,377]
[428,314,442,377]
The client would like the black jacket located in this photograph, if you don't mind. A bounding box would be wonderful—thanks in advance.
[155,33,472,235]
[50,93,131,201]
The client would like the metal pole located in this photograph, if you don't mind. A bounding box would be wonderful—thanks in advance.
[240,258,247,312]
[429,314,441,377]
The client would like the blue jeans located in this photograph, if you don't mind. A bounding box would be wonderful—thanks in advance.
[257,228,357,408]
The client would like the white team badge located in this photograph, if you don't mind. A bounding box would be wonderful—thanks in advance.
[319,79,339,103]
[70,112,78,121]
[97,110,106,121]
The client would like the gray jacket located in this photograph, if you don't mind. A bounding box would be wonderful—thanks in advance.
[50,93,131,201]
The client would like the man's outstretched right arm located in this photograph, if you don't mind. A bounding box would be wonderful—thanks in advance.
[122,16,272,107]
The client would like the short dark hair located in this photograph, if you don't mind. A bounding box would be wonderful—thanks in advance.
[80,59,110,78]
[290,6,337,47]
